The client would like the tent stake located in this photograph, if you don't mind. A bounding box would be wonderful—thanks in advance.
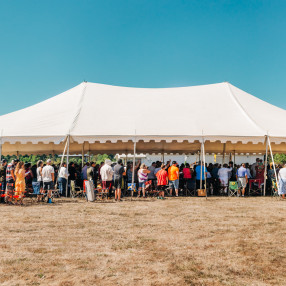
[263,136,269,196]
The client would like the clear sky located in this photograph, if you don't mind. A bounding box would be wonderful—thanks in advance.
[0,0,285,115]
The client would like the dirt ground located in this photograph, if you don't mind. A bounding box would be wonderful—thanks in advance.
[0,197,286,286]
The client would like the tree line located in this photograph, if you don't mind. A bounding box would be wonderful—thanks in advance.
[1,154,116,166]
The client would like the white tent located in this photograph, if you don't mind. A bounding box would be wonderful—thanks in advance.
[0,81,286,155]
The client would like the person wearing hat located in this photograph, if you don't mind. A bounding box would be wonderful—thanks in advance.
[0,159,7,203]
[100,159,114,196]
[42,159,55,203]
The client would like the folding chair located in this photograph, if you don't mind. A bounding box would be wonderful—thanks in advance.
[228,181,238,197]
[52,183,61,198]
[248,179,263,196]
[144,180,153,197]
[127,183,137,197]
[5,182,15,203]
[23,186,37,203]
[271,179,279,198]
[95,183,109,200]
[70,180,84,198]
[219,181,228,196]
[183,179,196,196]
[0,183,5,203]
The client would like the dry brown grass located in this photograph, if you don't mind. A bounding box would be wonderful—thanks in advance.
[0,197,286,286]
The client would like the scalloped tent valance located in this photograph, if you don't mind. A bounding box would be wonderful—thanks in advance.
[0,81,285,155]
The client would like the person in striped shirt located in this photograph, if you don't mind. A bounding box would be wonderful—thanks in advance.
[137,164,150,198]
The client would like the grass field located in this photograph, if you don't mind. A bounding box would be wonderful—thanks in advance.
[0,197,286,286]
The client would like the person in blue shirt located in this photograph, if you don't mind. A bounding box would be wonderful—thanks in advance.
[195,162,208,190]
[236,163,248,197]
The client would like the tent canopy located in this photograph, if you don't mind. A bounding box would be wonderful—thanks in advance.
[0,82,286,155]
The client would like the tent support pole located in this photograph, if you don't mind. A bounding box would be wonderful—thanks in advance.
[66,135,70,197]
[131,138,136,200]
[263,136,269,196]
[268,136,280,195]
[200,143,203,190]
[82,143,84,167]
[202,140,207,199]
[59,139,68,168]
[0,129,2,160]
[222,143,226,164]
[234,151,236,165]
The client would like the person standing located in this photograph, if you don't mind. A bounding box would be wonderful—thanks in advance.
[218,164,231,194]
[183,163,192,191]
[5,160,16,203]
[278,164,286,199]
[58,162,69,196]
[36,160,44,202]
[87,162,94,182]
[195,162,208,190]
[255,159,265,181]
[156,164,168,199]
[113,159,124,201]
[100,159,114,195]
[148,162,156,190]
[236,163,248,197]
[24,163,33,192]
[42,159,55,203]
[137,163,150,198]
[0,159,7,203]
[168,161,179,197]
[14,162,26,205]
[251,158,260,179]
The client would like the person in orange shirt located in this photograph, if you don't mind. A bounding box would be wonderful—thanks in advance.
[168,161,179,196]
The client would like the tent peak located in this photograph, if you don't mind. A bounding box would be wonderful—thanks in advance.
[83,81,228,90]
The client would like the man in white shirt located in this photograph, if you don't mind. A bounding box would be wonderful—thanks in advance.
[218,164,231,194]
[100,159,114,194]
[278,164,286,199]
[42,159,55,203]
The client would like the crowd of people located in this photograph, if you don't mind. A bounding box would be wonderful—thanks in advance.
[0,156,285,205]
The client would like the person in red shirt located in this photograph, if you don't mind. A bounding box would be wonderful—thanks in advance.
[156,164,169,199]
[183,163,192,191]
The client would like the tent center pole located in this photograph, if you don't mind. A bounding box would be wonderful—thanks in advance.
[82,143,84,168]
[268,136,280,194]
[131,139,137,200]
[202,140,207,199]
[263,136,269,196]
[222,143,226,164]
[0,130,2,161]
[200,143,203,190]
[66,135,70,197]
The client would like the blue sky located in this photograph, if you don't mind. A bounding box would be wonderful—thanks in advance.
[0,0,285,114]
